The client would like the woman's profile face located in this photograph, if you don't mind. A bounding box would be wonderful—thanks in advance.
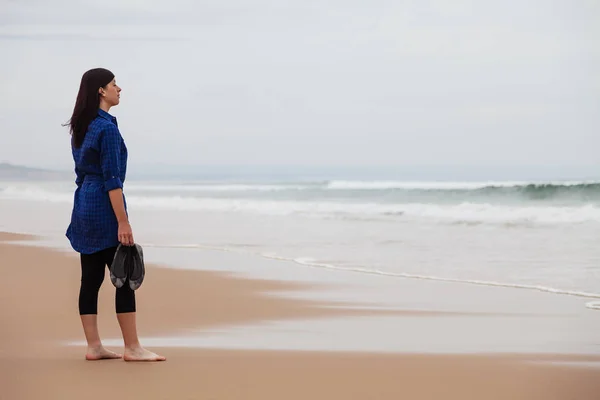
[100,78,121,106]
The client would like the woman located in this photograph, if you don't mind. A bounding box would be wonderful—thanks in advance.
[65,68,165,362]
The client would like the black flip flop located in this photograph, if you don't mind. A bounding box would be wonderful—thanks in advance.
[128,244,145,291]
[110,244,129,289]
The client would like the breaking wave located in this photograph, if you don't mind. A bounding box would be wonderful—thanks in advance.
[1,184,598,225]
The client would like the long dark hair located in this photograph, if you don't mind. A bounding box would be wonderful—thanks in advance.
[65,68,115,148]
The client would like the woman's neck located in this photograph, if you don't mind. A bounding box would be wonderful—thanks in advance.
[99,102,111,113]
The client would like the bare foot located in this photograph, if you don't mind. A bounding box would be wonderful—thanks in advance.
[85,346,123,361]
[123,346,166,362]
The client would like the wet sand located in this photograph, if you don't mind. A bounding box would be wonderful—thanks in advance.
[1,232,599,400]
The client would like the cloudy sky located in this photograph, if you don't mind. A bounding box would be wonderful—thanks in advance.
[0,0,598,179]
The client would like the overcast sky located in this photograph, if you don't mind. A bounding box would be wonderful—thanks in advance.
[0,0,598,178]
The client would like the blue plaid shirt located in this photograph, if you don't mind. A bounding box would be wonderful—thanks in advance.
[66,109,128,254]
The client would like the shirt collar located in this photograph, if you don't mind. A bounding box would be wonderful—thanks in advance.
[97,108,117,123]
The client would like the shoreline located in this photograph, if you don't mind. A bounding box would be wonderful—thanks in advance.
[2,231,600,399]
[2,195,599,303]
[0,232,411,345]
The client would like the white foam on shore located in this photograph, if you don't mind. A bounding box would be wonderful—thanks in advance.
[273,256,600,300]
[142,243,600,302]
[585,301,600,310]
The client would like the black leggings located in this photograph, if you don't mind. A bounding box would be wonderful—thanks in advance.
[79,246,136,315]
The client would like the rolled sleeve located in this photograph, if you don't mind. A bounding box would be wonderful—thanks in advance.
[99,125,124,192]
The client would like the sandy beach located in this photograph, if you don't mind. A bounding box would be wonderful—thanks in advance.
[1,231,600,400]
[2,0,599,397]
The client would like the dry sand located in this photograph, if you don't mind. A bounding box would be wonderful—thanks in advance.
[1,231,599,400]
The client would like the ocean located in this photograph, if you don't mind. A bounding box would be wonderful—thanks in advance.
[1,176,599,306]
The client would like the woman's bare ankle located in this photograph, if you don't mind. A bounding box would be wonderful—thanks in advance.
[87,342,103,350]
[124,342,142,351]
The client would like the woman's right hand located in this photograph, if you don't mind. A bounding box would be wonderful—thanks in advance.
[118,221,134,246]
